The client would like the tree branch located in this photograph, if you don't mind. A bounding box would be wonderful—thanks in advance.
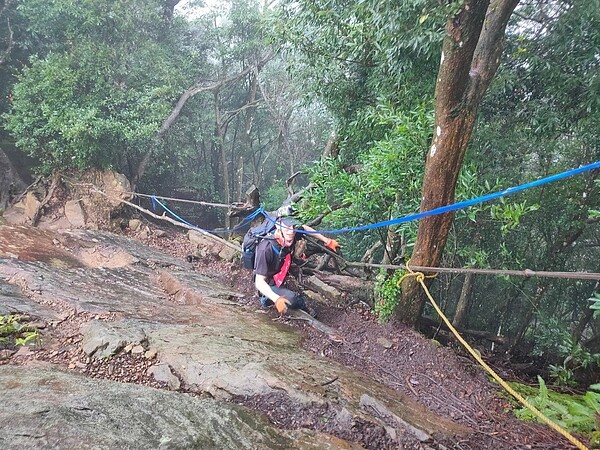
[468,0,520,106]
[0,15,13,65]
[306,202,351,227]
[285,171,304,197]
[133,51,274,187]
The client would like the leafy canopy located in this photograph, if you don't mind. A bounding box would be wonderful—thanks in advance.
[3,0,199,174]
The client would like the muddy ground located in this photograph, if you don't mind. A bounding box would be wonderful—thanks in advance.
[2,223,586,449]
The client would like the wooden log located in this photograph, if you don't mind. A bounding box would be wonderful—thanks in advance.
[306,271,374,305]
[420,316,508,345]
[303,275,343,304]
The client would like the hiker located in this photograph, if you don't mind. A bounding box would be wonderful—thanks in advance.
[254,217,340,314]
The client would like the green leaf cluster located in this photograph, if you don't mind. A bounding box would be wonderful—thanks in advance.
[3,0,199,175]
[512,377,600,437]
[0,315,40,348]
[373,269,406,322]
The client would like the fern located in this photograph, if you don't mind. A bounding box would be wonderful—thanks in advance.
[512,376,600,436]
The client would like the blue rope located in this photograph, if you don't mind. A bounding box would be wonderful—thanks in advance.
[151,196,264,233]
[265,161,600,235]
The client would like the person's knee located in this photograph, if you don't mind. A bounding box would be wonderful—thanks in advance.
[288,294,306,310]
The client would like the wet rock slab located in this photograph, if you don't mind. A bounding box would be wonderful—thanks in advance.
[0,365,356,450]
[0,225,470,448]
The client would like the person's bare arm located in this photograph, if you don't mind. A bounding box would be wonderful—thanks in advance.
[302,225,340,251]
[255,274,291,312]
[255,274,283,302]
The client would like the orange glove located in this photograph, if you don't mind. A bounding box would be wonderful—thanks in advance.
[324,238,340,252]
[275,296,290,314]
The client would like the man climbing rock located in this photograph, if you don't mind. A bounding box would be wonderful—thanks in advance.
[254,217,340,314]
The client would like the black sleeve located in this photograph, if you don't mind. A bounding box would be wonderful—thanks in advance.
[254,239,274,278]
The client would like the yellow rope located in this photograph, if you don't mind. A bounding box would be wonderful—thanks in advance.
[398,265,590,450]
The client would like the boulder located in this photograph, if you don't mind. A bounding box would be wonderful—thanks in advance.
[64,199,87,228]
[189,229,239,261]
[23,192,41,221]
[0,366,349,450]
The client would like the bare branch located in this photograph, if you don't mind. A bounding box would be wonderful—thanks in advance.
[158,52,273,139]
[92,189,241,252]
[133,52,274,187]
[222,99,261,128]
[285,171,304,197]
[306,202,351,227]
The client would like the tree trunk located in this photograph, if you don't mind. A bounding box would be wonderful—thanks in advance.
[382,228,400,265]
[452,272,475,328]
[393,0,519,326]
[213,89,232,230]
[573,281,599,343]
[511,285,546,351]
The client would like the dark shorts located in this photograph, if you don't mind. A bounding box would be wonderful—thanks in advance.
[260,286,306,310]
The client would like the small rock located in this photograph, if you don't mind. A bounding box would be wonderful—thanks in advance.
[124,344,134,353]
[68,362,76,369]
[128,219,142,231]
[144,349,157,359]
[0,349,16,359]
[13,346,32,358]
[131,345,144,354]
[155,230,167,238]
[75,361,87,369]
[376,336,394,349]
[148,364,180,390]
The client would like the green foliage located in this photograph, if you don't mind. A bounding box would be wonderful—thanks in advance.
[512,377,600,437]
[531,316,600,386]
[272,0,442,159]
[373,269,406,322]
[3,0,198,175]
[262,182,288,211]
[0,315,40,348]
[490,199,540,235]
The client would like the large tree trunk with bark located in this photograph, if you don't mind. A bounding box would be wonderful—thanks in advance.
[393,0,519,326]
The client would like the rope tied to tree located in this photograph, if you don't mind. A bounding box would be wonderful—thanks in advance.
[399,263,590,450]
